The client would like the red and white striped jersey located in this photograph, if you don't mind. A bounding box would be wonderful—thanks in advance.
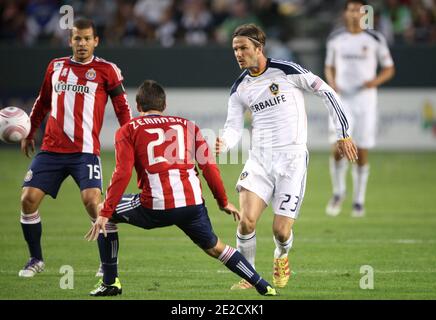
[28,56,132,155]
[100,114,228,217]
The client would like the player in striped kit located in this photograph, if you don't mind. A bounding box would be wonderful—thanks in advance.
[85,80,277,297]
[18,18,132,277]
[215,24,358,290]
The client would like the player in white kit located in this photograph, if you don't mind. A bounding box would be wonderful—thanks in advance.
[215,24,358,290]
[325,0,395,217]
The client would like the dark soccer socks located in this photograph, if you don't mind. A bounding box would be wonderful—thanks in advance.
[218,245,272,295]
[97,225,119,285]
[20,211,43,261]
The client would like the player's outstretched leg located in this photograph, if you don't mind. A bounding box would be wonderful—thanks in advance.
[208,241,277,296]
[232,230,257,290]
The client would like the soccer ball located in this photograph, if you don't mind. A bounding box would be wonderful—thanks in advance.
[0,107,31,143]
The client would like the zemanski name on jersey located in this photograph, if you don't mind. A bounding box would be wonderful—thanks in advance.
[129,116,188,130]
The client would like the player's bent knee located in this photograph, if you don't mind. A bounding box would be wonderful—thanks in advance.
[205,243,223,259]
[273,231,291,243]
[21,188,44,213]
[239,216,257,234]
[273,222,293,242]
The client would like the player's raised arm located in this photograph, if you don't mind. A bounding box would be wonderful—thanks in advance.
[288,69,357,162]
[23,60,54,157]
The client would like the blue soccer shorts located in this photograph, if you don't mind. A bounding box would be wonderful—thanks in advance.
[22,151,103,198]
[110,194,218,250]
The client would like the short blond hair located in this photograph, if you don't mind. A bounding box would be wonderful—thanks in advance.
[232,24,266,48]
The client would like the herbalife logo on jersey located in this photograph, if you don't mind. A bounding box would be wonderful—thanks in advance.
[250,93,287,113]
[54,81,90,94]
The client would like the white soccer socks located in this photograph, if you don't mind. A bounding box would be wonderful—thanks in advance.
[236,230,256,269]
[273,230,294,259]
[352,164,370,205]
[330,156,349,197]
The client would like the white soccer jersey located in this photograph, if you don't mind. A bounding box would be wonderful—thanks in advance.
[221,58,351,154]
[325,28,394,94]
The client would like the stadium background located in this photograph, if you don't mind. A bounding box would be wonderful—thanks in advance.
[0,0,435,300]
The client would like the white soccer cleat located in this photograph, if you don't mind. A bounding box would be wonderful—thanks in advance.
[18,258,45,277]
[95,263,103,277]
[351,203,365,218]
[326,195,345,216]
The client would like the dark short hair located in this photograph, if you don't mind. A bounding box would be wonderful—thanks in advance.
[232,23,266,47]
[344,0,368,10]
[136,80,166,112]
[70,18,97,38]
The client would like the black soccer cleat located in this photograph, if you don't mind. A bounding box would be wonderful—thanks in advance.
[90,278,122,296]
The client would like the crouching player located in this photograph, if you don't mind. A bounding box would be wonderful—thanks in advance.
[85,80,277,297]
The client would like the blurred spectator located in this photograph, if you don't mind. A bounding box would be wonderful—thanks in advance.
[0,0,27,43]
[179,0,213,45]
[1,0,436,46]
[382,0,413,43]
[253,0,281,37]
[375,9,395,45]
[81,0,117,40]
[210,0,231,27]
[215,0,261,44]
[105,0,142,46]
[405,4,436,43]
[156,5,179,47]
[134,0,173,40]
[23,0,59,45]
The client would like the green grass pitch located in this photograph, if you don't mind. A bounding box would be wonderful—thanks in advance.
[0,149,435,300]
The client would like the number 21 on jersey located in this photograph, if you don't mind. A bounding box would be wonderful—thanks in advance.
[145,124,185,165]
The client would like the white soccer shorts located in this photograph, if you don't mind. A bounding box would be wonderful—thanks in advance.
[236,150,309,219]
[329,90,377,149]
